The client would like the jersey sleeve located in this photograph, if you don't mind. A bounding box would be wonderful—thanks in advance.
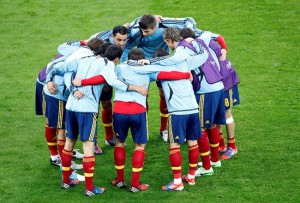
[81,75,106,86]
[100,63,129,91]
[161,17,196,29]
[216,35,228,50]
[90,29,113,40]
[185,50,208,71]
[57,40,81,56]
[46,59,78,83]
[157,71,190,80]
[150,49,190,66]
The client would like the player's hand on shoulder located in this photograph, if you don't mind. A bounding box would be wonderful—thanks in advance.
[123,23,130,28]
[72,77,82,86]
[138,59,150,65]
[189,72,193,82]
[220,49,227,61]
[184,37,194,43]
[154,15,163,23]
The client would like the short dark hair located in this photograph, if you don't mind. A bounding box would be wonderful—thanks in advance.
[153,49,169,58]
[128,48,145,60]
[162,27,181,42]
[87,38,104,52]
[104,45,123,61]
[95,42,112,56]
[139,14,157,29]
[180,28,196,39]
[112,25,128,36]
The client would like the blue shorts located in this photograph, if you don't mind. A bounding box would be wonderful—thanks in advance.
[100,83,113,101]
[196,90,226,129]
[168,113,201,144]
[224,85,240,110]
[35,82,45,116]
[113,112,148,144]
[65,110,98,142]
[45,94,66,129]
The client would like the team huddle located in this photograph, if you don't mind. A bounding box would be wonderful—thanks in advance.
[35,14,240,196]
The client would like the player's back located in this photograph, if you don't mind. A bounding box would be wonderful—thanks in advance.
[66,57,110,113]
[114,63,154,109]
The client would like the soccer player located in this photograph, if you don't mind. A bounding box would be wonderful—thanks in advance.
[133,41,208,190]
[178,28,227,175]
[207,39,240,159]
[138,27,211,176]
[47,45,147,196]
[122,14,201,141]
[89,25,129,149]
[39,39,103,170]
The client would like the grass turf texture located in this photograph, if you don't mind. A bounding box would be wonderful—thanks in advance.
[0,0,299,202]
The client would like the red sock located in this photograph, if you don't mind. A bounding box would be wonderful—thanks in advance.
[114,146,126,182]
[83,156,95,191]
[57,139,65,156]
[102,109,113,141]
[169,148,182,179]
[45,125,58,156]
[207,126,220,162]
[219,132,225,148]
[131,149,145,187]
[188,144,198,175]
[197,130,211,170]
[228,137,237,149]
[159,95,168,131]
[61,149,73,184]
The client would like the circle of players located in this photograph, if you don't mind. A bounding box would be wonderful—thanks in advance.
[35,14,240,196]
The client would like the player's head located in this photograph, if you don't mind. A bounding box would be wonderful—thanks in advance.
[104,45,123,64]
[162,27,181,50]
[139,14,157,36]
[153,49,169,58]
[128,48,145,60]
[180,28,196,39]
[87,38,105,52]
[112,25,128,49]
[95,42,113,56]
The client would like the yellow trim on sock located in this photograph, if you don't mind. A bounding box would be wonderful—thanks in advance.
[115,165,125,170]
[171,166,181,170]
[189,145,198,150]
[103,123,112,127]
[47,142,57,146]
[189,163,198,167]
[210,143,219,147]
[228,138,235,143]
[132,167,143,172]
[62,166,70,171]
[57,140,65,145]
[160,113,169,117]
[169,149,180,155]
[200,151,210,156]
[83,157,95,162]
[63,150,73,155]
[84,173,94,177]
